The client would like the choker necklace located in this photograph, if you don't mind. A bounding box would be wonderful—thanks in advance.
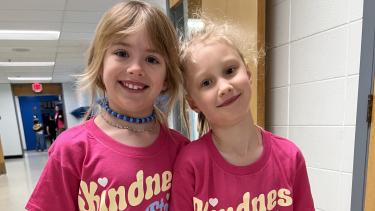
[100,111,157,133]
[97,98,156,124]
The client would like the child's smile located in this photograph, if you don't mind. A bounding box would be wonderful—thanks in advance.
[120,80,149,92]
[185,41,252,127]
[102,27,167,117]
[216,93,242,108]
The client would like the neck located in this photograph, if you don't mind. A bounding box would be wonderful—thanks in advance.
[99,98,156,123]
[99,110,157,133]
[211,111,262,158]
[94,113,161,147]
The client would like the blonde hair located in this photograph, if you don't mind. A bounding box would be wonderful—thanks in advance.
[77,0,182,124]
[180,18,259,137]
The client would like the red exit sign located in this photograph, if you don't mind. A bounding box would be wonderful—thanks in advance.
[32,83,43,93]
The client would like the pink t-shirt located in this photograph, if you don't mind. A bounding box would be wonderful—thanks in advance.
[170,129,314,211]
[26,118,189,211]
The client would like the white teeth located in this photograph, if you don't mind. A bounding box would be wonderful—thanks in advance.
[124,82,143,90]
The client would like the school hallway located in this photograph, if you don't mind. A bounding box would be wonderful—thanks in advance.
[0,0,374,210]
[0,152,48,210]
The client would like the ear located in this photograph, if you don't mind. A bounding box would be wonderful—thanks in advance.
[186,95,200,113]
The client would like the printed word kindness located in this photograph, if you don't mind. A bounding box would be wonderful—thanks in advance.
[193,188,293,211]
[78,170,172,211]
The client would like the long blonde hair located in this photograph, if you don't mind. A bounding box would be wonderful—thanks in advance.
[180,18,259,137]
[77,0,182,124]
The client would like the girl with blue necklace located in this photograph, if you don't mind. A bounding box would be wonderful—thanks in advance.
[26,1,189,210]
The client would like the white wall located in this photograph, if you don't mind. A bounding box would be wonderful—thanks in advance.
[0,84,23,156]
[0,83,84,154]
[266,0,363,210]
[14,96,27,150]
[62,83,86,128]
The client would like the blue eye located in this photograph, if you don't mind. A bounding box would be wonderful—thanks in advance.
[145,56,160,64]
[114,50,129,58]
[201,79,212,88]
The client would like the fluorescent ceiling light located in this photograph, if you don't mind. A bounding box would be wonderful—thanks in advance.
[8,77,52,81]
[0,30,60,40]
[187,19,204,34]
[0,62,55,67]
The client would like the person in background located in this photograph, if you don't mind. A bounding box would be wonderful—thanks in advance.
[32,117,46,152]
[45,114,57,144]
[54,105,65,136]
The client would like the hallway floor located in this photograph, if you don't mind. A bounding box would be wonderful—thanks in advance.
[0,151,48,210]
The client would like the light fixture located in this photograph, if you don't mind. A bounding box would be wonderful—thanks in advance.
[0,62,55,67]
[187,19,204,34]
[0,30,60,40]
[8,77,52,81]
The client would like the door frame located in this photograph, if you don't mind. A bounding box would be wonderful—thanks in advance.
[351,0,375,210]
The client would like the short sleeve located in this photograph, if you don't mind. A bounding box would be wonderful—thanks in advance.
[170,153,196,211]
[25,129,85,211]
[25,155,81,211]
[293,151,315,210]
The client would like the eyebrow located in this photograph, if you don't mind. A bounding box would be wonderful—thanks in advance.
[112,42,161,54]
[191,69,211,82]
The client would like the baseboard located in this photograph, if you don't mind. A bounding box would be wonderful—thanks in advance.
[4,155,23,159]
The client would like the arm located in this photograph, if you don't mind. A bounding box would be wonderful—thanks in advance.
[293,151,315,210]
[46,125,50,135]
[170,154,196,211]
[26,140,81,210]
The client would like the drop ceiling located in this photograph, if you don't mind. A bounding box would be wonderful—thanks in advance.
[0,0,167,83]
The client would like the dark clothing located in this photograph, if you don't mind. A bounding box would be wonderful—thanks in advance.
[46,118,57,141]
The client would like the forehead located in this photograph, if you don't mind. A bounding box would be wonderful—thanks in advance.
[108,32,165,58]
[190,40,238,60]
[186,41,240,72]
[111,28,152,45]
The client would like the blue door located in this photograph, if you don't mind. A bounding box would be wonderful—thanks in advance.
[19,95,59,150]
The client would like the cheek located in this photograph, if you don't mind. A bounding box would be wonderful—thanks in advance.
[101,69,111,86]
[101,68,118,92]
[239,73,252,87]
[194,93,212,109]
[158,71,167,88]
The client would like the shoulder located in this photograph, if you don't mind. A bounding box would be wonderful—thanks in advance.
[162,126,190,146]
[53,121,89,142]
[182,134,209,155]
[174,133,211,168]
[49,120,93,161]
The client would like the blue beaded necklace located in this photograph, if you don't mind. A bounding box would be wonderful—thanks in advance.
[97,98,156,124]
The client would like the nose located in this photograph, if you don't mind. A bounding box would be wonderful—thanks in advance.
[218,79,233,97]
[126,60,144,77]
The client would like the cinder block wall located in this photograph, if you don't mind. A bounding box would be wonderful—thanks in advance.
[266,0,363,210]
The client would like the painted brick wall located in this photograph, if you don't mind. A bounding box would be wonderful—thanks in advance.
[266,0,363,210]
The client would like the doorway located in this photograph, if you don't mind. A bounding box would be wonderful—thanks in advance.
[18,96,60,150]
[11,83,64,152]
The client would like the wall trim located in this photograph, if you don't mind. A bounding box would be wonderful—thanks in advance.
[351,0,375,210]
